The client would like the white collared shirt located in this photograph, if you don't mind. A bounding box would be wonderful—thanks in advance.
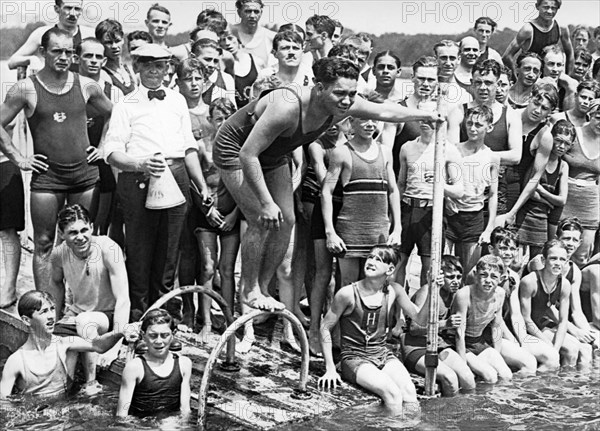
[103,85,197,161]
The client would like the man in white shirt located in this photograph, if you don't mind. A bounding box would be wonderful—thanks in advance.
[230,0,275,67]
[103,44,206,318]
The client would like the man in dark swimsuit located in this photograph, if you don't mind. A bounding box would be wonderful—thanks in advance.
[502,0,574,77]
[8,0,95,73]
[212,57,439,311]
[0,28,112,293]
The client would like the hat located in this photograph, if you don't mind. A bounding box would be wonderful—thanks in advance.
[130,43,172,60]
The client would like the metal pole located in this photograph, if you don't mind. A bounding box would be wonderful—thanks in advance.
[424,98,446,396]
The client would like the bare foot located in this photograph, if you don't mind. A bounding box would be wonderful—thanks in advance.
[282,320,301,353]
[198,324,212,344]
[244,291,285,311]
[293,308,310,329]
[308,329,322,357]
[236,321,255,354]
[97,343,121,368]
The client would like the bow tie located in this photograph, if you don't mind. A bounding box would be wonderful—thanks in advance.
[148,89,166,101]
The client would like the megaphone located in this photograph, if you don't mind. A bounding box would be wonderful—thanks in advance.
[145,157,186,210]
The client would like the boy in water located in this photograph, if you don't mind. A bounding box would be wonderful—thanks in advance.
[318,246,427,414]
[0,291,136,399]
[452,255,512,383]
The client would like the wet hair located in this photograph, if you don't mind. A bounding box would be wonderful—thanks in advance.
[209,97,237,118]
[476,255,505,275]
[147,3,170,19]
[196,9,227,32]
[535,0,562,8]
[369,245,399,266]
[95,19,124,43]
[556,217,584,237]
[516,51,543,68]
[313,57,359,86]
[175,57,208,80]
[235,0,263,9]
[474,16,497,32]
[305,15,336,39]
[127,30,153,46]
[327,44,358,65]
[472,58,502,78]
[465,105,493,124]
[541,238,567,258]
[278,24,306,41]
[441,255,463,274]
[141,308,176,332]
[577,80,600,98]
[433,40,459,56]
[531,82,560,110]
[499,65,515,83]
[373,51,401,69]
[412,56,438,74]
[191,38,222,56]
[41,27,71,49]
[57,204,91,232]
[272,30,303,51]
[18,290,55,319]
[75,37,104,56]
[574,48,593,67]
[489,226,518,248]
[551,119,576,141]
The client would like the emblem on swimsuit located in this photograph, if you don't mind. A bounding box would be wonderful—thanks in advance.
[53,112,67,123]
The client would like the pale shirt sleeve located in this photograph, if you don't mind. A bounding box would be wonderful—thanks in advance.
[102,100,131,163]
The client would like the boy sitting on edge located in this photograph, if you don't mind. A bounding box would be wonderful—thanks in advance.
[318,245,428,415]
[445,106,500,275]
[0,291,137,399]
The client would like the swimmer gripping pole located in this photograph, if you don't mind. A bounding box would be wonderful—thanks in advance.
[424,95,446,396]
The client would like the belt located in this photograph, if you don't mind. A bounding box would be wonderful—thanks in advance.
[402,196,433,208]
[568,177,599,186]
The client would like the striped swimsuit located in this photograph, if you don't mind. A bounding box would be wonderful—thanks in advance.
[336,143,389,258]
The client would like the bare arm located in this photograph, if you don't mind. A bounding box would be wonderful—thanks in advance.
[537,161,569,206]
[496,108,523,165]
[446,106,464,146]
[0,354,21,399]
[491,290,506,352]
[179,356,192,417]
[49,249,66,320]
[481,155,499,242]
[567,266,594,337]
[444,145,464,199]
[82,76,113,117]
[452,287,470,361]
[321,146,349,254]
[185,148,209,199]
[384,149,401,244]
[116,359,142,417]
[308,141,327,185]
[347,96,438,124]
[103,239,130,332]
[397,145,408,199]
[553,279,571,350]
[380,121,398,153]
[560,26,574,74]
[519,276,551,344]
[502,24,533,76]
[7,26,47,70]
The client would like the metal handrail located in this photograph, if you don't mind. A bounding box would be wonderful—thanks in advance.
[197,309,311,430]
[139,285,238,368]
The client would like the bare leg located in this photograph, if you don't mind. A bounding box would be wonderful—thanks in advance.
[438,349,476,390]
[30,192,65,292]
[465,351,498,383]
[394,252,410,288]
[355,362,403,414]
[479,347,513,380]
[499,339,537,375]
[572,229,596,267]
[456,241,481,276]
[0,228,20,309]
[521,336,560,372]
[308,239,333,356]
[337,257,362,287]
[198,231,218,342]
[414,356,460,396]
[277,223,301,352]
[419,256,431,287]
[75,311,110,394]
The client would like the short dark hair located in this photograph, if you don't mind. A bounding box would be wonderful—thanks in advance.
[574,48,593,67]
[41,27,71,49]
[209,98,237,118]
[551,119,576,142]
[373,50,401,69]
[472,59,502,78]
[577,79,600,98]
[278,23,305,40]
[536,0,562,9]
[75,37,104,56]
[235,0,263,9]
[556,217,584,237]
[175,57,208,80]
[474,16,497,31]
[313,57,359,86]
[489,226,518,248]
[542,238,567,258]
[327,44,359,66]
[412,56,438,74]
[499,65,515,83]
[433,40,459,56]
[18,290,55,319]
[369,245,398,266]
[516,51,543,68]
[127,30,153,45]
[57,204,91,232]
[465,105,494,124]
[272,30,303,51]
[476,255,505,275]
[532,82,560,110]
[441,255,463,274]
[147,3,170,19]
[141,308,175,332]
[196,9,227,32]
[306,15,336,39]
[95,19,123,42]
[191,38,222,56]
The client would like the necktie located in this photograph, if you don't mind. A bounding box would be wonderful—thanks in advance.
[148,89,166,101]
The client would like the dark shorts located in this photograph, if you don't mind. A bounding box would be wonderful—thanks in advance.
[464,334,492,356]
[400,202,433,257]
[0,161,25,231]
[401,333,453,374]
[340,349,398,385]
[191,180,240,236]
[31,159,99,193]
[54,310,115,336]
[445,209,484,243]
[96,161,116,193]
[311,198,342,240]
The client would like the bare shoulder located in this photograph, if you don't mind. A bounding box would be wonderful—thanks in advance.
[178,355,193,372]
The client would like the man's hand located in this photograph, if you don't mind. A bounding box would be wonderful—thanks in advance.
[207,207,225,228]
[387,229,401,247]
[326,232,347,255]
[140,155,166,177]
[86,146,100,164]
[221,211,238,232]
[122,322,141,344]
[446,313,462,329]
[258,201,284,230]
[17,154,48,173]
[318,370,342,390]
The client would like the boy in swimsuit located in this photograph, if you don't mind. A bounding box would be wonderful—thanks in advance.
[117,309,192,418]
[519,239,585,367]
[452,255,513,383]
[0,291,136,399]
[318,246,427,414]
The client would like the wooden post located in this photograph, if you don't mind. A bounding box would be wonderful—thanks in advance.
[424,97,446,396]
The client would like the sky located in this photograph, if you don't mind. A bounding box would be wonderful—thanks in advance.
[1,0,599,35]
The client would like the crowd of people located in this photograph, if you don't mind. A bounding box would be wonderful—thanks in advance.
[0,0,599,421]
